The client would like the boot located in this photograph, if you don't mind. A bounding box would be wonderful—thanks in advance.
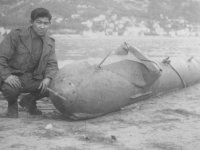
[19,94,32,108]
[29,100,42,115]
[7,101,18,118]
[19,94,42,115]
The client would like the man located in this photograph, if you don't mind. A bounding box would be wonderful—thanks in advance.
[0,8,58,118]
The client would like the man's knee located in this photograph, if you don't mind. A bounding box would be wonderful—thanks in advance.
[1,83,21,102]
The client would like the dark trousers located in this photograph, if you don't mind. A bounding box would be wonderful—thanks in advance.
[1,73,49,105]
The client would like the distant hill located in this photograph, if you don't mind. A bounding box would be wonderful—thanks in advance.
[0,0,200,36]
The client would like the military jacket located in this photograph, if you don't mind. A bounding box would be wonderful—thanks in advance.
[0,26,59,81]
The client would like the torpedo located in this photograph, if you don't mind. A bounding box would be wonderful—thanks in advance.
[49,42,200,120]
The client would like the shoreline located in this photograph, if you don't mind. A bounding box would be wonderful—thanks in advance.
[52,34,200,39]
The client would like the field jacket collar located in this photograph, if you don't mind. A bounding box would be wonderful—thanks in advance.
[18,26,54,57]
[19,26,53,49]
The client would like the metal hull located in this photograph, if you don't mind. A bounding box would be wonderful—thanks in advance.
[49,43,200,120]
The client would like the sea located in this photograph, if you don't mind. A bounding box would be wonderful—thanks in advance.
[1,35,200,68]
[54,36,200,68]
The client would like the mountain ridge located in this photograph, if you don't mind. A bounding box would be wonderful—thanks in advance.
[0,0,200,36]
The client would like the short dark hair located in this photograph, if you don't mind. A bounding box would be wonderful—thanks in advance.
[31,8,52,22]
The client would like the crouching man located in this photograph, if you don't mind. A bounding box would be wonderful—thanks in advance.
[0,8,59,118]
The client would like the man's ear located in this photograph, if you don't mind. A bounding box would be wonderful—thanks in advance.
[30,19,33,24]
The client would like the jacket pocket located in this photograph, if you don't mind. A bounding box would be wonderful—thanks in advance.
[17,44,29,54]
[9,44,30,70]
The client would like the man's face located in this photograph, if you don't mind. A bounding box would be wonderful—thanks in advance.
[31,17,50,36]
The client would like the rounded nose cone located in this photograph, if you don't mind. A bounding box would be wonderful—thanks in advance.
[49,77,77,114]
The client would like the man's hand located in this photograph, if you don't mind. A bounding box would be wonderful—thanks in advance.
[38,78,51,94]
[4,75,22,89]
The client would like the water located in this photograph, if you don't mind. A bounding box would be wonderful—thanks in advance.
[55,36,200,67]
[1,36,200,67]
